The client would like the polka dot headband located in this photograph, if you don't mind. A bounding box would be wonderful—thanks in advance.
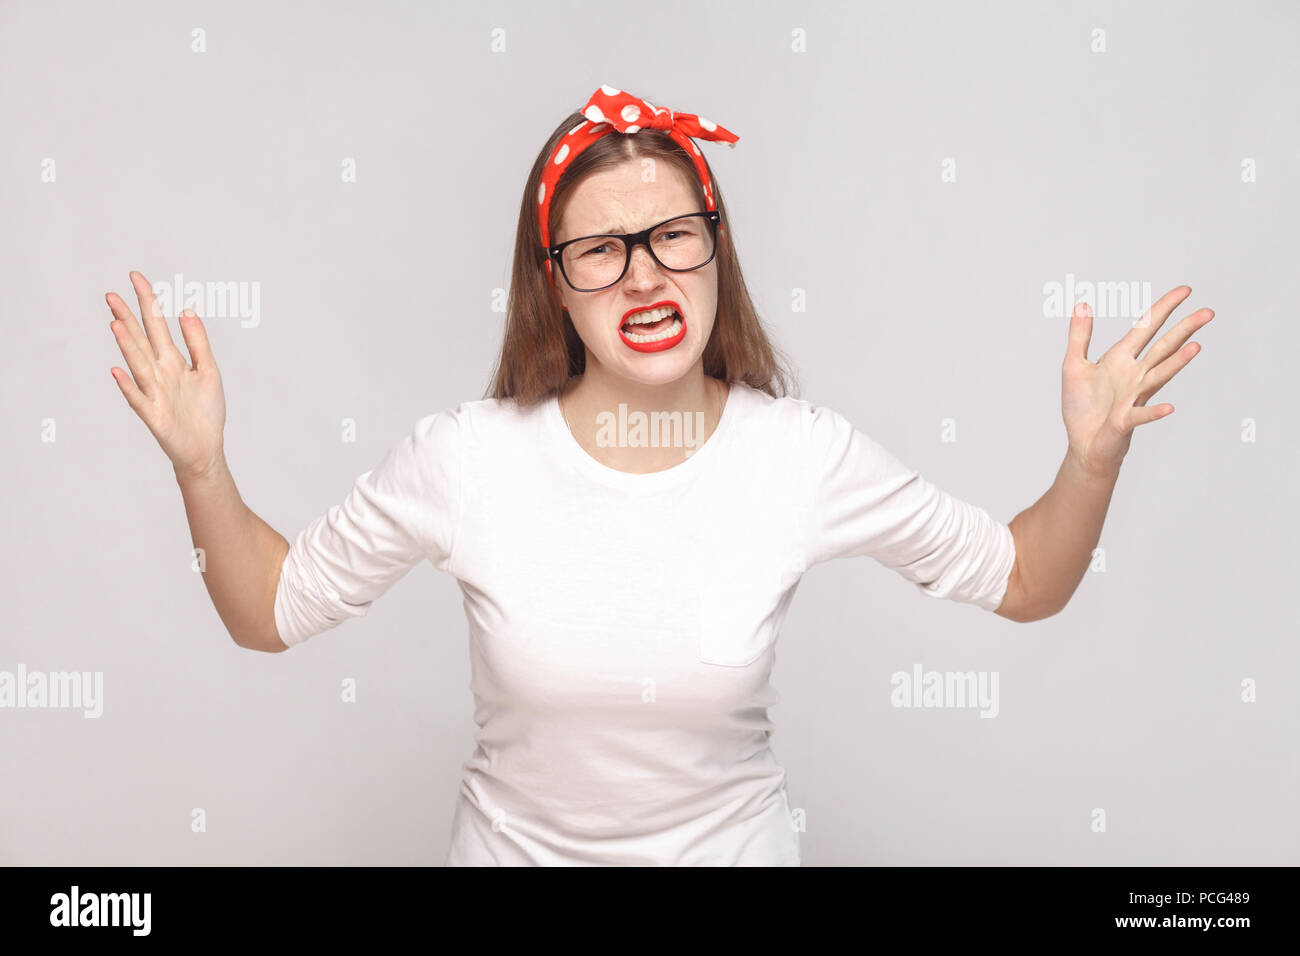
[537,84,739,284]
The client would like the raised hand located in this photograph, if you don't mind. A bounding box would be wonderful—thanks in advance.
[1060,286,1214,479]
[106,272,227,481]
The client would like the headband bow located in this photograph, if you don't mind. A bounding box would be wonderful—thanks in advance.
[537,85,739,284]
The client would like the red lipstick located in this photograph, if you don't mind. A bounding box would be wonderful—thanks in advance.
[617,300,687,353]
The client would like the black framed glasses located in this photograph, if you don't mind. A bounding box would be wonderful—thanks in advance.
[541,210,721,293]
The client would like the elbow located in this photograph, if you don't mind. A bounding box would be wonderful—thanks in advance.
[1034,598,1070,622]
[993,560,1068,623]
[236,572,293,651]
[995,601,1036,623]
[231,627,292,653]
[997,589,1069,623]
[1000,601,1065,624]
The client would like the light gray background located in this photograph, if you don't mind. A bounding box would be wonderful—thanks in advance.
[2,0,1295,865]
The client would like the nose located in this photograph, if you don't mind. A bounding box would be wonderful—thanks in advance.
[623,242,666,289]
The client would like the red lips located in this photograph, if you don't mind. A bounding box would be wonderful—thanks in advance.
[618,300,687,353]
[618,300,682,329]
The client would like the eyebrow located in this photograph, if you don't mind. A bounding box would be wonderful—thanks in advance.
[575,221,632,237]
[569,213,690,241]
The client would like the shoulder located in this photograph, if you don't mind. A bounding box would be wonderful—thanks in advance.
[405,394,552,468]
[411,394,546,437]
[727,382,854,449]
[728,384,910,492]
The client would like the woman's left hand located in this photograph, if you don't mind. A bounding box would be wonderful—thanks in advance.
[1061,285,1214,479]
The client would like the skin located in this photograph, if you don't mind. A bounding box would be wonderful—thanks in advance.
[548,160,729,474]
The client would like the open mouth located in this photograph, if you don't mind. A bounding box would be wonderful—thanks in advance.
[619,302,686,352]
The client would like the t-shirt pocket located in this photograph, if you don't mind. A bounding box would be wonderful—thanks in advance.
[697,543,807,667]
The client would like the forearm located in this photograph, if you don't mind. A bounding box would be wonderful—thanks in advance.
[174,452,290,651]
[1001,448,1120,621]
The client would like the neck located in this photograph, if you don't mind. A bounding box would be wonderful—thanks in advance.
[559,362,727,474]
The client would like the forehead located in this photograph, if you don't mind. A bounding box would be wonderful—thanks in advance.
[557,160,699,240]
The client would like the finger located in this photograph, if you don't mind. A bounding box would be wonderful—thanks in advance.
[107,305,159,396]
[105,290,152,358]
[1140,308,1213,370]
[109,365,153,422]
[1123,403,1174,430]
[177,309,217,371]
[1065,301,1094,364]
[1138,341,1202,405]
[128,271,179,359]
[1114,285,1191,359]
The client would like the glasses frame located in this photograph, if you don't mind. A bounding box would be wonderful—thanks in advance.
[541,210,722,293]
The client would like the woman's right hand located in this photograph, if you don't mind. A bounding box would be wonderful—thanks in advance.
[107,271,227,482]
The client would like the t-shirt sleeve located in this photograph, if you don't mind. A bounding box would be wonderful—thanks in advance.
[800,402,1015,611]
[273,408,462,647]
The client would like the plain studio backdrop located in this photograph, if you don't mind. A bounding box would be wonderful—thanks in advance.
[1,0,1295,866]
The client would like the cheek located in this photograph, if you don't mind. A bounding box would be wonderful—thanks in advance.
[689,290,718,337]
[694,313,717,343]
[569,311,613,347]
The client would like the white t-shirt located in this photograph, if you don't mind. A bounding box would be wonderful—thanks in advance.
[274,381,1016,866]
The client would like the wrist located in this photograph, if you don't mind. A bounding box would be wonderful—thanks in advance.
[1064,445,1122,484]
[174,449,228,487]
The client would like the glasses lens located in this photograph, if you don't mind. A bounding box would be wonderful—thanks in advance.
[561,215,714,290]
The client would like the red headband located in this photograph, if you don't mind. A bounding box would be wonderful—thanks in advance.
[537,85,739,284]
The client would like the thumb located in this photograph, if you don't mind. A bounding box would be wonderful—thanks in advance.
[1065,300,1093,364]
[178,309,217,371]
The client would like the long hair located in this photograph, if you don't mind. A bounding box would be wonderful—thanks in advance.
[486,107,798,404]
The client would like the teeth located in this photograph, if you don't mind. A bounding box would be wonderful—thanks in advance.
[623,305,677,326]
[623,316,682,343]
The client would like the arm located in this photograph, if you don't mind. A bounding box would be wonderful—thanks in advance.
[994,450,1118,622]
[994,287,1215,623]
[174,455,291,652]
[271,411,461,648]
[802,403,1017,614]
[107,271,289,653]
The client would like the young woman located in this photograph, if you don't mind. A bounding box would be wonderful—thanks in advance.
[104,85,1214,866]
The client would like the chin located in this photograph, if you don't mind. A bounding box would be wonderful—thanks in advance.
[608,337,707,386]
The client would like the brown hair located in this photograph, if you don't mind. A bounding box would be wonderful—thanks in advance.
[485,107,798,405]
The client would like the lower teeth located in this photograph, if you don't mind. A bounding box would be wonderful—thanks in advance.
[624,316,682,343]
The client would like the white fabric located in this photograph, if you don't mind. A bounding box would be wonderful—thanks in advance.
[274,381,1016,865]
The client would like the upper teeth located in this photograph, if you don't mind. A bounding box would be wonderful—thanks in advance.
[624,305,677,325]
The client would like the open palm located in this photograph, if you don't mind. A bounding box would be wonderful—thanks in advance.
[106,271,227,480]
[1062,286,1214,478]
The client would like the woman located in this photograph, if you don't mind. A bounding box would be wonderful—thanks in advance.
[104,85,1214,865]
